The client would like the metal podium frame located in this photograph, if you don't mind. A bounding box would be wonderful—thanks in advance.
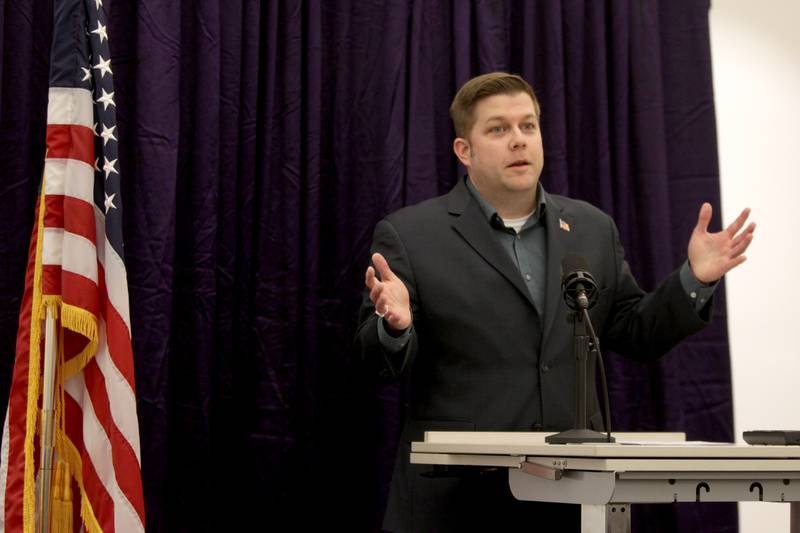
[411,431,800,533]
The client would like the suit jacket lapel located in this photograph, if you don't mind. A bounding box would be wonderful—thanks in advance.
[448,180,537,309]
[542,194,575,342]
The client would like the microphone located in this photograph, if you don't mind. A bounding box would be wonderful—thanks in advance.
[546,255,615,444]
[561,255,598,311]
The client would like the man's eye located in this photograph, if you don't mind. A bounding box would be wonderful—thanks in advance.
[522,123,537,131]
[489,126,506,134]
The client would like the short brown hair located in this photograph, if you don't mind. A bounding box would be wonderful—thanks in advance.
[449,72,540,139]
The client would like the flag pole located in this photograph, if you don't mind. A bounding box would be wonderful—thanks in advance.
[37,305,58,533]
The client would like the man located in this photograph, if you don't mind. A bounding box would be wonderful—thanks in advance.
[355,72,754,532]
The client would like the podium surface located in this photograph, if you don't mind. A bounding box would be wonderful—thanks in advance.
[411,432,800,532]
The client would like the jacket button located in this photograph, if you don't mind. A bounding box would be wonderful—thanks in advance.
[541,362,550,372]
[531,423,543,431]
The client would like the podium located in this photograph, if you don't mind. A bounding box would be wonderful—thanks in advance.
[411,432,800,532]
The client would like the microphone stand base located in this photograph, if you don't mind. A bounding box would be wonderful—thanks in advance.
[545,428,615,444]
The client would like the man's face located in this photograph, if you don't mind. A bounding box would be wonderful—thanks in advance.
[454,92,544,205]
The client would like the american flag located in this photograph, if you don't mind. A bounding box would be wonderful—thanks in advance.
[0,0,145,531]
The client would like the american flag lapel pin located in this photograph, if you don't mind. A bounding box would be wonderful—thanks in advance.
[559,218,570,232]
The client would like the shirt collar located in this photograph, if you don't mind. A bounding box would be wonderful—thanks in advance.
[464,176,547,226]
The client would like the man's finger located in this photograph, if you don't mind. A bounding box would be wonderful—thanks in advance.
[728,255,747,271]
[730,223,756,248]
[372,253,395,282]
[725,207,751,237]
[365,266,377,289]
[731,221,756,239]
[694,202,713,234]
[741,221,756,237]
[730,233,754,257]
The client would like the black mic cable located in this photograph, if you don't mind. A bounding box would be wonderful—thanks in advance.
[582,307,612,443]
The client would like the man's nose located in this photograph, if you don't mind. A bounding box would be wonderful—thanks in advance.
[510,128,527,149]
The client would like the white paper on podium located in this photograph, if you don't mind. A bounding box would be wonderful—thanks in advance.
[615,440,731,446]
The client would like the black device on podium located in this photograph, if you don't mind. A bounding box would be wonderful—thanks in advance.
[546,255,614,444]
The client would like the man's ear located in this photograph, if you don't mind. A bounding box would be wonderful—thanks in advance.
[453,137,471,168]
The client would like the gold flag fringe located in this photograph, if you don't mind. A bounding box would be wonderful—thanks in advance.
[50,460,72,533]
[59,302,98,380]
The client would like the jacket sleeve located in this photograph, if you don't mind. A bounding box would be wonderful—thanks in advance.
[602,216,712,360]
[354,219,419,378]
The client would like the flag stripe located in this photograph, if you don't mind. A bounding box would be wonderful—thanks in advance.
[83,357,144,522]
[47,87,94,127]
[41,264,63,298]
[44,158,95,203]
[46,124,95,167]
[42,196,64,230]
[44,195,97,245]
[40,228,64,267]
[62,231,99,284]
[98,278,136,392]
[95,207,131,333]
[64,393,115,533]
[65,373,143,533]
[95,320,139,460]
[41,228,98,284]
[62,270,101,318]
[40,266,102,320]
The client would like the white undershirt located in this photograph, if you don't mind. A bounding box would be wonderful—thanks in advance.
[500,210,535,233]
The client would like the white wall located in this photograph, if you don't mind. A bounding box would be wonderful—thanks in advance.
[710,1,800,531]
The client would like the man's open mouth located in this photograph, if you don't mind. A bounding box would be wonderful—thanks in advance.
[508,160,530,167]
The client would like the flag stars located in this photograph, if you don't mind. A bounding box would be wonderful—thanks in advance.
[104,193,117,214]
[103,157,118,179]
[96,88,115,110]
[81,67,92,82]
[100,124,117,146]
[91,21,108,43]
[93,55,113,79]
[95,0,103,10]
[94,158,101,172]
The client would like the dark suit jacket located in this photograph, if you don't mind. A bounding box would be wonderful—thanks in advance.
[355,178,709,532]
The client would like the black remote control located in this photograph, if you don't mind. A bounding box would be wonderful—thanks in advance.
[743,431,800,445]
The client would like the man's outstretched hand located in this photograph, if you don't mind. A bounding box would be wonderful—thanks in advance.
[688,203,756,284]
[365,253,412,332]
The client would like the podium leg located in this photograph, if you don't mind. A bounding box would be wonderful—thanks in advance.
[606,504,631,533]
[581,504,631,533]
[581,505,606,533]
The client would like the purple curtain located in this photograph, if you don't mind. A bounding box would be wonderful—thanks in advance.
[0,1,735,531]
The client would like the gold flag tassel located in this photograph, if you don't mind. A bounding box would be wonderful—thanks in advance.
[50,460,72,533]
[50,326,72,533]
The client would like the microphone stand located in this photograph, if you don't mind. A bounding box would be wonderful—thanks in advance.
[546,305,614,444]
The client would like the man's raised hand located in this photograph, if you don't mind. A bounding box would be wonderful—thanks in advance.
[688,203,756,283]
[365,253,412,332]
